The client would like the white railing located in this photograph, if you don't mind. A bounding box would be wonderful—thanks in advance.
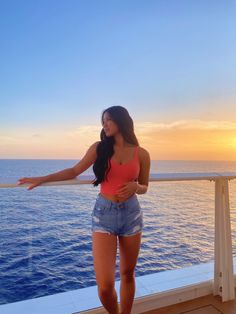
[1,171,236,302]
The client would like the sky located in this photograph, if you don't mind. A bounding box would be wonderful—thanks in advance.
[0,0,236,160]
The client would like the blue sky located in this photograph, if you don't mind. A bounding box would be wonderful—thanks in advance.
[0,1,236,159]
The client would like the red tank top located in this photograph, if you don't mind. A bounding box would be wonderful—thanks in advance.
[100,146,140,196]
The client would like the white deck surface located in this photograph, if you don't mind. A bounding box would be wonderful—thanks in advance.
[0,258,227,314]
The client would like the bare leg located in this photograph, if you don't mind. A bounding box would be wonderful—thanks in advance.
[92,231,119,314]
[118,232,142,314]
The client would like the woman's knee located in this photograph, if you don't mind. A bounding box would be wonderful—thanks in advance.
[120,269,135,282]
[97,281,116,297]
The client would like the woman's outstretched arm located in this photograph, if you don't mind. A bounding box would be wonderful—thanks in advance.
[17,141,100,190]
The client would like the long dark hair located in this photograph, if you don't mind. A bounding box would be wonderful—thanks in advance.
[92,106,139,186]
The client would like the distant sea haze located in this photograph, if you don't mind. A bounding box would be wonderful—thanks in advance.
[0,159,236,305]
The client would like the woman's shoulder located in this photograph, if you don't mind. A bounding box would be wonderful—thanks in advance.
[87,141,101,153]
[137,146,150,161]
[137,145,149,154]
[91,141,101,148]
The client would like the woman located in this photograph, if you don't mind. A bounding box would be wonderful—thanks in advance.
[18,105,151,314]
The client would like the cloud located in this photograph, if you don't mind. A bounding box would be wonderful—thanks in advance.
[135,120,236,133]
[32,134,42,138]
[1,119,236,159]
[133,119,236,151]
[0,135,19,143]
[62,120,236,148]
[66,125,101,137]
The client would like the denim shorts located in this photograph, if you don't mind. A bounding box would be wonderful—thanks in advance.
[91,193,143,236]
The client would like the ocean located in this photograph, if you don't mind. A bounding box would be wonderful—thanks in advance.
[0,159,236,305]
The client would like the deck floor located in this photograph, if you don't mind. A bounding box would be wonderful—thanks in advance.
[141,288,236,314]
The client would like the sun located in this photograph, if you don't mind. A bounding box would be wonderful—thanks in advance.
[230,137,236,148]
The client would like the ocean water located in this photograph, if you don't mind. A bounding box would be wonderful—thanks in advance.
[0,159,236,305]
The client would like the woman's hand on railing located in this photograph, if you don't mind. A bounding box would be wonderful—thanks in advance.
[17,177,44,190]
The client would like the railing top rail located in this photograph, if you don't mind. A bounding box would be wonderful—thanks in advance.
[0,172,236,188]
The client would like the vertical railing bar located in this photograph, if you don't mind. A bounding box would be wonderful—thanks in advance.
[213,178,235,301]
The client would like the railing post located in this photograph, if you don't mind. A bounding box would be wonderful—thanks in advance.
[213,178,235,301]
